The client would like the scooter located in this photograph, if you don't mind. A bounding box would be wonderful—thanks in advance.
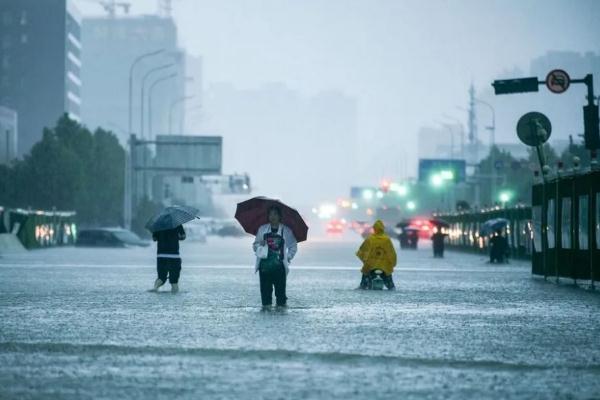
[360,269,395,290]
[368,269,386,290]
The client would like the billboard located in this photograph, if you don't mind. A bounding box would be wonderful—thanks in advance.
[418,159,466,183]
[154,135,222,175]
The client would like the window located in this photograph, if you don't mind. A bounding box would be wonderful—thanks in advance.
[20,34,27,44]
[579,195,589,250]
[547,198,555,249]
[181,176,194,183]
[20,10,27,25]
[533,206,542,252]
[561,197,571,249]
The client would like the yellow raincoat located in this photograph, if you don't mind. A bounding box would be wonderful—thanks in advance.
[356,220,397,275]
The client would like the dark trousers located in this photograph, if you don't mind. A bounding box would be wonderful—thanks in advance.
[157,257,182,284]
[259,266,287,306]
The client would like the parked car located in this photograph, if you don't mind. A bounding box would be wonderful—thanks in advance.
[77,228,149,248]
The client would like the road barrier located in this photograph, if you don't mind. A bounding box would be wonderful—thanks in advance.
[435,168,600,288]
[531,169,600,286]
[0,207,77,249]
[434,205,533,260]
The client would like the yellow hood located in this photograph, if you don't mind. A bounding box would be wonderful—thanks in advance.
[373,220,385,234]
[356,220,397,275]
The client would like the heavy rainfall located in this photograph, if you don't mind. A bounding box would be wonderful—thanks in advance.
[1,1,600,399]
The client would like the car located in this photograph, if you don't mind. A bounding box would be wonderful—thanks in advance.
[326,219,345,234]
[76,228,149,248]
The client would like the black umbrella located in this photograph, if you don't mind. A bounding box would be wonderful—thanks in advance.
[430,218,450,228]
[145,205,200,233]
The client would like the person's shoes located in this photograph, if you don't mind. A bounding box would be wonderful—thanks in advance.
[171,283,179,293]
[151,279,164,292]
[261,305,273,312]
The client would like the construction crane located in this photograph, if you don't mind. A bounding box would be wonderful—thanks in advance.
[158,0,173,16]
[80,0,131,17]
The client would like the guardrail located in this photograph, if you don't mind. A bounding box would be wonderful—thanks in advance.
[531,168,600,287]
[434,205,533,260]
[0,207,77,249]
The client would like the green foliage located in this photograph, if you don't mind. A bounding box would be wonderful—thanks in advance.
[478,146,533,206]
[0,114,125,226]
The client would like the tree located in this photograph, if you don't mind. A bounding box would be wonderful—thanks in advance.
[0,114,126,227]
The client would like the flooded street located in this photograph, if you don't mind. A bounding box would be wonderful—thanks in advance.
[1,237,599,399]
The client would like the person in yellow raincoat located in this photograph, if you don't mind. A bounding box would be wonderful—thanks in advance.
[356,220,397,290]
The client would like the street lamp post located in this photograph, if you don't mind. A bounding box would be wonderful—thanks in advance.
[138,63,174,201]
[169,95,195,135]
[148,72,178,139]
[125,48,164,230]
[439,123,456,159]
[140,63,174,139]
[475,98,497,204]
[443,115,465,159]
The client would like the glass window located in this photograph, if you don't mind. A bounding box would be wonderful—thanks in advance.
[532,206,542,253]
[561,197,572,249]
[579,195,589,250]
[547,198,555,249]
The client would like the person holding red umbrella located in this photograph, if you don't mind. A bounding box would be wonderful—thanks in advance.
[252,205,297,309]
[235,197,307,310]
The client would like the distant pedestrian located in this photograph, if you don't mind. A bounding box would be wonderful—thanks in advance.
[151,225,186,293]
[253,206,297,309]
[431,227,447,258]
[489,230,508,263]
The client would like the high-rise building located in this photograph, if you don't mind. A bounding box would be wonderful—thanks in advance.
[81,15,186,144]
[0,105,17,164]
[0,0,82,156]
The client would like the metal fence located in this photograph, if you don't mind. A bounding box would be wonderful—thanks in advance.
[0,208,77,249]
[434,205,533,260]
[435,168,600,287]
[531,169,600,286]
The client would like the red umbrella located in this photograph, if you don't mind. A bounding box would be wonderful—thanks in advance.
[235,197,309,242]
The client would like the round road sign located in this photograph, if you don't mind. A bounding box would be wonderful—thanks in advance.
[545,69,570,94]
[516,112,552,147]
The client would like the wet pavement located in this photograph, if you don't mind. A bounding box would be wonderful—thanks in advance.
[1,237,599,399]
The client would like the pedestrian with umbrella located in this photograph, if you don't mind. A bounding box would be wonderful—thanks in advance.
[430,219,449,258]
[235,197,308,310]
[146,205,199,293]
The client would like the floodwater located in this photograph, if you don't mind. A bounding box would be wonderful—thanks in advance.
[1,237,599,399]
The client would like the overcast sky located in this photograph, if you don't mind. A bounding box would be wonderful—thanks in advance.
[75,0,600,189]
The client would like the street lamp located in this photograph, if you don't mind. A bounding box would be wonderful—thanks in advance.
[125,48,164,230]
[475,98,497,204]
[442,114,465,159]
[437,122,456,159]
[148,72,178,139]
[169,95,195,135]
[128,49,164,137]
[140,63,174,139]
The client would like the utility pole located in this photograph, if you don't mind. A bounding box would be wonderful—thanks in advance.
[475,98,496,205]
[468,83,478,163]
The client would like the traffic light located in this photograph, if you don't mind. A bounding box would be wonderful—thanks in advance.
[583,104,600,150]
[492,77,539,95]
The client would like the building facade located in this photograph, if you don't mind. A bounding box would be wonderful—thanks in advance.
[0,0,81,156]
[81,15,186,144]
